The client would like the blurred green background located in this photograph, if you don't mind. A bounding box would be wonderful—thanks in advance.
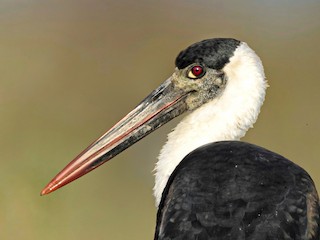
[1,0,320,239]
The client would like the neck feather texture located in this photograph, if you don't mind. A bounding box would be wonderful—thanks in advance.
[153,42,267,206]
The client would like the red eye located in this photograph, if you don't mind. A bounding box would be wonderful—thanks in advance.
[188,65,205,79]
[192,66,203,76]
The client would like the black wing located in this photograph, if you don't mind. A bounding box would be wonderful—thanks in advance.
[154,141,320,240]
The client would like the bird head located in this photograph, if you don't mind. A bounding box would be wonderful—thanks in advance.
[41,38,266,196]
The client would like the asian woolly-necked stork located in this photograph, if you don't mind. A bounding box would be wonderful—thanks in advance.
[41,38,319,239]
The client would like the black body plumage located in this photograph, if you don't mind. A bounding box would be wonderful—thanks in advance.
[155,141,319,240]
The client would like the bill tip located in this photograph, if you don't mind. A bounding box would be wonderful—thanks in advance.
[40,188,49,196]
[40,180,60,196]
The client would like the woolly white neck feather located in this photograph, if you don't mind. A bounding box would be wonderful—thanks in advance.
[153,42,267,206]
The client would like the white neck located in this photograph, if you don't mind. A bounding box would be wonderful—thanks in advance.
[153,42,267,206]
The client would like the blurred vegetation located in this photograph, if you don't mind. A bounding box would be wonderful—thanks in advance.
[0,0,320,239]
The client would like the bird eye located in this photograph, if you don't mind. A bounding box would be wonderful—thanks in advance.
[187,65,205,79]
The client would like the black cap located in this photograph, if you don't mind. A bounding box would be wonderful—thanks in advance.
[175,38,241,70]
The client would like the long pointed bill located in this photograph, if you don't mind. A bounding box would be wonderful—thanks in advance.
[41,77,190,195]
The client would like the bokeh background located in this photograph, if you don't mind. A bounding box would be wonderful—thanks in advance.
[1,0,320,239]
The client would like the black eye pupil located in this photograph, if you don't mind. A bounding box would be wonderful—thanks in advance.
[192,66,203,76]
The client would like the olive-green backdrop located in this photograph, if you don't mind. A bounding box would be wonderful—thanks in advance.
[1,1,320,239]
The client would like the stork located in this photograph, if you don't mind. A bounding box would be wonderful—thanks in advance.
[41,38,319,239]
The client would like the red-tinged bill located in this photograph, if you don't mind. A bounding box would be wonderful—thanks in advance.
[41,78,191,195]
